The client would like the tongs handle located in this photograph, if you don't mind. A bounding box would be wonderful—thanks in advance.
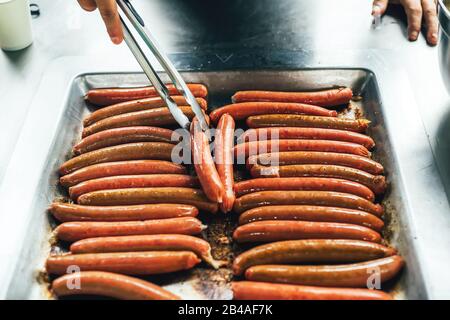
[117,0,209,132]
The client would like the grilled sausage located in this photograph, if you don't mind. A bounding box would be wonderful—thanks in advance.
[233,177,375,201]
[50,202,198,222]
[190,118,224,203]
[247,152,383,175]
[231,281,392,300]
[46,251,201,275]
[215,114,236,212]
[52,271,180,300]
[209,102,337,123]
[73,127,177,155]
[250,164,386,195]
[233,220,382,243]
[232,88,353,107]
[55,217,205,242]
[238,127,375,149]
[234,140,370,159]
[70,234,223,269]
[82,106,202,137]
[233,239,396,275]
[86,83,208,106]
[59,143,174,175]
[84,96,207,126]
[245,256,404,287]
[69,174,199,200]
[77,187,218,213]
[238,205,384,231]
[246,114,370,133]
[60,160,186,188]
[233,191,383,216]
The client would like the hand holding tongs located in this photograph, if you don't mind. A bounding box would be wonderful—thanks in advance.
[116,0,209,132]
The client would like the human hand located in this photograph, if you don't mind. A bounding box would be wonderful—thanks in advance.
[372,0,438,46]
[77,0,124,44]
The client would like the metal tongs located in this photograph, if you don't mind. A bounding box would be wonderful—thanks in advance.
[117,0,209,131]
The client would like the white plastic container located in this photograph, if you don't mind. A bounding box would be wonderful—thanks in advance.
[0,0,33,51]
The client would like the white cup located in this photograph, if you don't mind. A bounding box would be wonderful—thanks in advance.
[0,0,33,51]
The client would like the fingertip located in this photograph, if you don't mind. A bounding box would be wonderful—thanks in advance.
[427,32,438,46]
[409,31,419,41]
[111,36,123,45]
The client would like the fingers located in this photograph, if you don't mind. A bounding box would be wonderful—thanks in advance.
[400,0,423,41]
[77,0,97,12]
[96,0,124,44]
[422,0,438,45]
[372,0,389,16]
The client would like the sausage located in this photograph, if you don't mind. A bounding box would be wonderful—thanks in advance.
[250,164,386,195]
[234,140,370,159]
[49,202,198,222]
[73,127,177,155]
[46,251,201,275]
[70,234,223,269]
[69,174,199,200]
[238,205,384,232]
[83,96,208,127]
[52,271,180,300]
[77,187,218,213]
[54,217,205,242]
[215,114,236,212]
[231,281,392,300]
[246,114,370,133]
[232,220,381,243]
[233,191,383,216]
[232,88,353,107]
[82,106,202,137]
[237,127,375,149]
[233,178,375,201]
[190,118,224,203]
[245,256,404,287]
[86,83,208,106]
[60,160,186,188]
[247,151,383,175]
[232,239,396,275]
[59,142,174,175]
[209,102,337,123]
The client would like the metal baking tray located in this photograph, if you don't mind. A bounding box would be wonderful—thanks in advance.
[0,67,436,299]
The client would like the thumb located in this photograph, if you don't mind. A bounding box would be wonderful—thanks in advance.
[372,0,389,15]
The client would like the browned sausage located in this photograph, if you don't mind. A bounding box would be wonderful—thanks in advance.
[232,88,353,107]
[215,114,236,212]
[55,217,205,242]
[46,251,201,275]
[49,202,198,222]
[245,256,404,287]
[60,160,186,188]
[233,220,382,243]
[86,83,208,106]
[234,140,370,159]
[73,127,177,155]
[70,234,223,269]
[231,281,392,300]
[59,143,174,175]
[238,205,384,232]
[246,114,370,133]
[82,106,203,137]
[190,118,224,203]
[233,177,375,201]
[233,239,396,275]
[52,271,181,300]
[233,191,383,216]
[238,127,375,149]
[247,151,383,175]
[250,164,386,195]
[69,174,199,200]
[84,96,208,127]
[209,102,337,123]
